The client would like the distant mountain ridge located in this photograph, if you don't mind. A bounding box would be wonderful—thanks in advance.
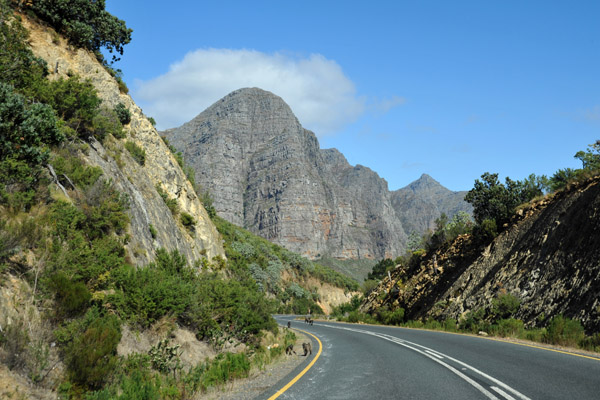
[163,88,471,260]
[393,173,472,235]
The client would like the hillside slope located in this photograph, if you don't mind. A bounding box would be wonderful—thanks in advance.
[22,15,224,265]
[362,176,600,333]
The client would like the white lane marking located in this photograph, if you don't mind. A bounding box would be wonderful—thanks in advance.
[319,324,531,400]
[425,350,444,359]
[491,386,517,400]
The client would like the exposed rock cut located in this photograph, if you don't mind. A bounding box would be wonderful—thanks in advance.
[361,176,600,333]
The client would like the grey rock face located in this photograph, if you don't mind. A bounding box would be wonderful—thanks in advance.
[392,174,472,235]
[165,88,468,260]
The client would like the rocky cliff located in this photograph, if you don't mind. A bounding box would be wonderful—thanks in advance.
[22,17,224,265]
[361,176,600,333]
[163,88,408,260]
[164,88,469,261]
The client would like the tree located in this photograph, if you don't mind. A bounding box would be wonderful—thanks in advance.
[465,172,540,229]
[366,258,395,281]
[465,173,512,225]
[574,140,600,171]
[26,0,132,62]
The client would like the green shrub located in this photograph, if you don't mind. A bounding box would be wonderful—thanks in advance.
[0,3,49,93]
[92,107,125,140]
[379,307,405,326]
[473,218,498,241]
[491,292,520,320]
[148,338,182,375]
[124,141,145,165]
[148,224,157,239]
[114,102,131,125]
[543,315,585,347]
[443,317,458,332]
[65,314,121,389]
[180,212,195,228]
[0,82,63,165]
[458,308,486,333]
[187,352,250,392]
[49,272,91,317]
[156,184,178,215]
[51,154,103,188]
[493,318,524,338]
[424,318,442,330]
[579,333,600,352]
[36,75,102,138]
[0,157,41,212]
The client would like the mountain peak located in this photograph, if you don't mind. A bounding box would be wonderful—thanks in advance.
[404,173,446,195]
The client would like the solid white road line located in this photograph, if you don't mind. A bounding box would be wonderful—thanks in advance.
[319,324,531,400]
[491,386,518,400]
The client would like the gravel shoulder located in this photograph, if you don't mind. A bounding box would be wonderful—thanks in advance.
[199,331,311,400]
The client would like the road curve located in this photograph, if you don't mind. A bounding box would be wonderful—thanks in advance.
[260,316,600,400]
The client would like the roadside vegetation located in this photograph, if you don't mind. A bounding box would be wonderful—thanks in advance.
[349,140,600,353]
[215,216,359,316]
[0,2,321,398]
[331,292,600,353]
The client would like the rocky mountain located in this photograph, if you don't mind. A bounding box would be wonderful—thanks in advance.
[392,173,472,235]
[22,16,224,265]
[361,176,600,333]
[164,88,470,261]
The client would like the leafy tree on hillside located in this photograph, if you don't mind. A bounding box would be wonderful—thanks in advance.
[465,172,543,227]
[25,0,132,57]
[25,0,132,62]
[574,140,600,171]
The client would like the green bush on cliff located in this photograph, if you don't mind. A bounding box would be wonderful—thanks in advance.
[25,0,132,62]
[125,141,146,165]
[0,1,48,94]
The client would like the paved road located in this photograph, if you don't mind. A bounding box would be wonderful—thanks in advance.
[260,315,600,399]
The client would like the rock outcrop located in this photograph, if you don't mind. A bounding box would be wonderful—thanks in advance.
[164,88,470,261]
[22,16,224,265]
[361,176,600,333]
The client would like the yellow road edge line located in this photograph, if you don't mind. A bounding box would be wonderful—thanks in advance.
[267,327,323,400]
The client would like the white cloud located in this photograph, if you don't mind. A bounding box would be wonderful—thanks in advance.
[133,49,368,134]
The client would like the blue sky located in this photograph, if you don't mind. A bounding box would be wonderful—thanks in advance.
[105,1,599,191]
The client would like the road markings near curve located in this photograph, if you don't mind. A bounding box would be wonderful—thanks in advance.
[320,324,531,400]
[491,386,518,400]
[425,350,444,359]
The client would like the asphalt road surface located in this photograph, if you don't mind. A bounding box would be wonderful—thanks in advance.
[260,315,600,400]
